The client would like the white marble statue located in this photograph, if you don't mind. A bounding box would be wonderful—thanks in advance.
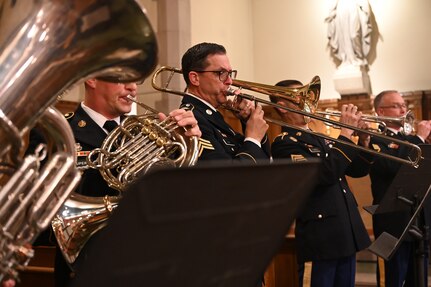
[325,0,372,67]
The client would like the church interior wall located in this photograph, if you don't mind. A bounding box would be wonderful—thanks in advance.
[63,0,431,106]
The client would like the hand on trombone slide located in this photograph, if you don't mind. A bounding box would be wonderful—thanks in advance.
[416,120,431,142]
[338,104,371,147]
[225,92,269,142]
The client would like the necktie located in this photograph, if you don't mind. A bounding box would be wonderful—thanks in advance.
[103,120,118,133]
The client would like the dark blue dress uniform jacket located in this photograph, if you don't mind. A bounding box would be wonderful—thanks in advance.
[66,104,120,197]
[271,126,372,263]
[27,104,120,286]
[370,129,426,239]
[181,94,270,162]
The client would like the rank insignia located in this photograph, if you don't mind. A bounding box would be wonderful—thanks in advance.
[198,138,214,157]
[78,120,86,128]
[291,154,307,162]
[372,144,381,152]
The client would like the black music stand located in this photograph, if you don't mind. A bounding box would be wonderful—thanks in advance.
[70,160,320,287]
[366,144,431,287]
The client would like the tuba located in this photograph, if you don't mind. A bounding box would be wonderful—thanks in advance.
[0,0,157,281]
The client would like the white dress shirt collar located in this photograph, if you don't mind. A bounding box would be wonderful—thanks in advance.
[81,102,120,133]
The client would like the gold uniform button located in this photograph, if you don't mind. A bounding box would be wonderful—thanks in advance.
[317,214,323,219]
[78,120,86,127]
[343,189,347,193]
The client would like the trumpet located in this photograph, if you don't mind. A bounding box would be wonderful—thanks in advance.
[317,109,415,136]
[151,66,423,167]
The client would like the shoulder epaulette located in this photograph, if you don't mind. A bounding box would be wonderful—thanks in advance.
[180,103,195,111]
[275,132,289,140]
[64,112,74,120]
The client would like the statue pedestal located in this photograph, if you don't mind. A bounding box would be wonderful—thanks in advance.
[333,65,371,95]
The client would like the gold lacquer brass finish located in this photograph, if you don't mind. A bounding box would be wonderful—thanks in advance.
[151,66,423,167]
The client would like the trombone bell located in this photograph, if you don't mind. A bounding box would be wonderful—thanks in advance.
[231,76,321,114]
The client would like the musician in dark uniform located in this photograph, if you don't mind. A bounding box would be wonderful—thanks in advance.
[180,42,270,163]
[28,78,201,287]
[370,90,431,287]
[270,79,373,287]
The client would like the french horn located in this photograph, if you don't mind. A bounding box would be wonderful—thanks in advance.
[53,95,199,264]
[0,0,157,280]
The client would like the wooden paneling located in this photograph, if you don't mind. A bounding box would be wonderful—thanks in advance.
[264,234,298,287]
[402,91,424,121]
[55,100,79,114]
[17,246,55,287]
[338,93,373,114]
[421,90,431,120]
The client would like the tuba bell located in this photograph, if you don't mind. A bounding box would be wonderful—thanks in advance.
[0,0,158,281]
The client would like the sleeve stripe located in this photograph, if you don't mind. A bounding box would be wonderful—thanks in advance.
[236,152,257,164]
[331,147,352,162]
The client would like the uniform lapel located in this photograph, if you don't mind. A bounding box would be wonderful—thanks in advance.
[71,105,107,149]
[184,95,237,136]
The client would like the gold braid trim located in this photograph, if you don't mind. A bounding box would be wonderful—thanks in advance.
[331,147,352,162]
[236,152,257,164]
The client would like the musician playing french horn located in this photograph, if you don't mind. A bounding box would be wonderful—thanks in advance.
[270,79,373,287]
[179,42,270,162]
[28,79,201,287]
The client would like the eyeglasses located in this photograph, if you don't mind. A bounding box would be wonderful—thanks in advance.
[379,103,407,109]
[194,70,237,82]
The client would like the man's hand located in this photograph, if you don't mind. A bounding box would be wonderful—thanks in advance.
[1,279,15,287]
[230,96,254,121]
[244,105,268,142]
[159,109,202,138]
[356,119,371,147]
[416,120,431,141]
[339,104,361,138]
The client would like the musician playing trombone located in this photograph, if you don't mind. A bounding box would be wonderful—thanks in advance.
[180,42,270,163]
[370,90,431,287]
[270,79,373,287]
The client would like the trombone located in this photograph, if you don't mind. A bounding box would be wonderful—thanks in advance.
[317,109,415,136]
[152,66,423,167]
